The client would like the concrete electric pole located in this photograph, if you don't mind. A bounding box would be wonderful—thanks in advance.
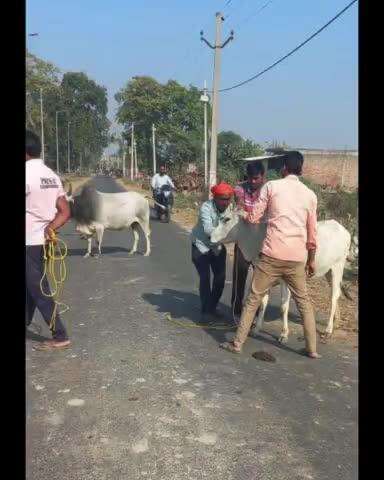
[201,13,234,188]
[152,124,157,174]
[40,88,45,163]
[130,123,134,180]
[67,121,71,173]
[200,80,209,187]
[134,140,138,178]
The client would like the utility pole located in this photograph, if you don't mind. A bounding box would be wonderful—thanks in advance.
[40,88,45,163]
[152,124,156,174]
[201,13,234,188]
[130,123,134,180]
[134,140,138,178]
[80,152,82,175]
[55,110,66,174]
[200,80,209,187]
[55,112,59,173]
[67,121,71,173]
[122,138,126,177]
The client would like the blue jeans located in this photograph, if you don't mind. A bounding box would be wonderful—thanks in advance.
[26,245,68,340]
[192,244,226,314]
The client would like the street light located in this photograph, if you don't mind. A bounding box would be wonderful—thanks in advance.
[55,110,67,174]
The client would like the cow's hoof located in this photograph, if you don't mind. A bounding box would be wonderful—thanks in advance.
[278,335,288,344]
[83,253,91,258]
[92,253,100,259]
[320,332,332,343]
[128,250,136,255]
[143,252,150,257]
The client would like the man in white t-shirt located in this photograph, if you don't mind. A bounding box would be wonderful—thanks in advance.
[151,164,175,191]
[26,130,71,350]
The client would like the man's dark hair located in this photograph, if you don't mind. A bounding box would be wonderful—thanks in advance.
[282,151,304,175]
[246,160,265,177]
[26,130,41,158]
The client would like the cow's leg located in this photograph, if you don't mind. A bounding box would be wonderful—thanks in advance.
[128,223,139,254]
[84,237,92,258]
[252,292,269,333]
[278,281,291,343]
[94,226,104,257]
[324,262,344,337]
[138,214,151,256]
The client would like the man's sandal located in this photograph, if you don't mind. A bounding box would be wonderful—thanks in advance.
[219,341,241,354]
[33,339,71,351]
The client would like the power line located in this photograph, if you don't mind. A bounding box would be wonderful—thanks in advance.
[233,0,274,30]
[220,0,358,93]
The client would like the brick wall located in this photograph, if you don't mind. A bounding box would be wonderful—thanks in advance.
[300,151,358,190]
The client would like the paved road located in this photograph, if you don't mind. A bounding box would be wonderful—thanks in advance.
[26,176,357,480]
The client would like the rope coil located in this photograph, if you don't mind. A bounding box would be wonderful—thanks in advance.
[39,230,70,335]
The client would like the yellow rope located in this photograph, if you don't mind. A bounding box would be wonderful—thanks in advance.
[39,230,70,336]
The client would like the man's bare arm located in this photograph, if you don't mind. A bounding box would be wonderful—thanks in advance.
[45,196,71,239]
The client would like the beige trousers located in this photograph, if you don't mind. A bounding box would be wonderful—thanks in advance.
[234,254,317,353]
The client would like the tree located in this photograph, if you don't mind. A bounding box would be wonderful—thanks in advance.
[61,72,110,171]
[26,53,110,172]
[217,131,263,183]
[115,77,207,172]
[26,51,63,167]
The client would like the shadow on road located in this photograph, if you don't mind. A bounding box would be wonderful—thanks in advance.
[25,329,49,343]
[67,246,133,257]
[142,288,305,356]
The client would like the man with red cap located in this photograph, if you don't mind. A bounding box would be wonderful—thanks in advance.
[191,182,234,320]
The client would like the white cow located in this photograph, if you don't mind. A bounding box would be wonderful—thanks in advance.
[66,184,151,258]
[210,212,353,340]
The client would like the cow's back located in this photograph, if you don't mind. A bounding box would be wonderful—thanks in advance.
[314,220,351,276]
[97,191,149,227]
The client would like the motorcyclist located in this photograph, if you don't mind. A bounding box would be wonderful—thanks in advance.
[151,164,175,209]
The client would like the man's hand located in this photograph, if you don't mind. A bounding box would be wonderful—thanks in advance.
[236,209,248,220]
[306,249,316,277]
[305,259,315,277]
[44,224,57,243]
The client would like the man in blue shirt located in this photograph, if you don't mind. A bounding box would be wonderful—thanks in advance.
[191,182,234,320]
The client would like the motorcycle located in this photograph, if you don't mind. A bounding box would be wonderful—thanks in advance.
[153,184,174,223]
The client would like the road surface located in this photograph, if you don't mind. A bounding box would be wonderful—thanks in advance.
[26,176,357,480]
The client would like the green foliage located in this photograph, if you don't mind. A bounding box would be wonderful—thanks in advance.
[26,51,110,172]
[61,72,110,169]
[217,131,263,182]
[115,76,208,171]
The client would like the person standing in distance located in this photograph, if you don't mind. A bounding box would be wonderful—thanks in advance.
[26,130,71,350]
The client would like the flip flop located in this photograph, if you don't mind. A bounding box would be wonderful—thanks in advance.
[33,340,71,351]
[298,348,322,359]
[219,342,241,354]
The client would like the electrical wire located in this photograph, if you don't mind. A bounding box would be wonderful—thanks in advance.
[220,0,358,93]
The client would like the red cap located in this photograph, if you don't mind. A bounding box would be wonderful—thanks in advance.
[210,182,234,197]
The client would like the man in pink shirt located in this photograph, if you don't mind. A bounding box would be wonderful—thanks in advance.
[221,151,320,359]
[26,130,71,350]
[232,161,265,321]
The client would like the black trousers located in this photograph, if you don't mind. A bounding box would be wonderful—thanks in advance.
[26,245,68,340]
[192,244,227,314]
[231,244,252,315]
